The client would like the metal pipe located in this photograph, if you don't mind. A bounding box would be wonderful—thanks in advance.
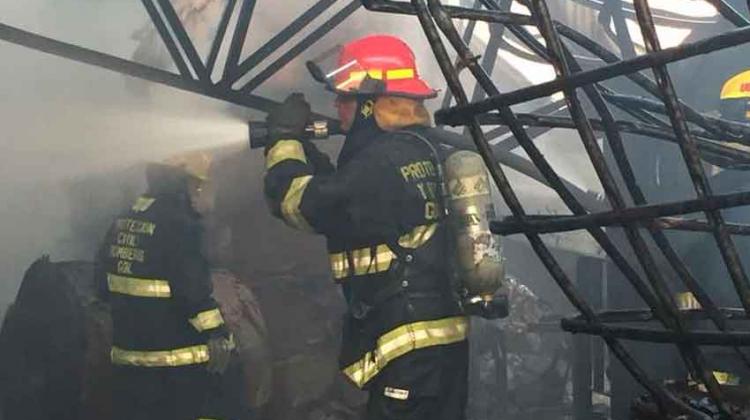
[239,1,361,93]
[156,0,210,83]
[412,1,704,417]
[140,0,192,79]
[435,24,750,126]
[206,0,238,76]
[230,0,338,84]
[492,190,750,235]
[633,0,750,319]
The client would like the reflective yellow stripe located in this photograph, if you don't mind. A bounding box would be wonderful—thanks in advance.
[676,292,701,310]
[189,308,225,332]
[712,371,740,385]
[398,223,437,249]
[266,139,307,170]
[281,175,314,231]
[330,245,395,280]
[343,316,469,388]
[131,196,156,212]
[107,274,171,298]
[111,345,209,367]
[336,68,416,91]
[330,224,437,280]
[386,68,415,80]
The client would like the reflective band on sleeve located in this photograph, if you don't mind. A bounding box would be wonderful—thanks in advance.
[281,175,314,231]
[266,139,307,170]
[343,316,469,388]
[107,274,172,298]
[398,223,437,249]
[189,308,225,332]
[330,224,437,280]
[131,196,156,212]
[111,344,209,367]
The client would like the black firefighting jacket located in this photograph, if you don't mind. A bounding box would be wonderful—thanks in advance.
[95,168,226,368]
[264,116,468,389]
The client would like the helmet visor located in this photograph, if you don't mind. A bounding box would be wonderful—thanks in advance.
[306,44,373,95]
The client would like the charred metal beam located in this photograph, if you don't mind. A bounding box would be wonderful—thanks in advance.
[530,2,727,409]
[436,24,750,126]
[140,0,192,79]
[231,0,338,84]
[206,0,237,76]
[575,308,750,324]
[492,190,750,236]
[239,1,361,93]
[0,22,339,120]
[475,113,750,165]
[413,1,704,417]
[361,0,535,24]
[439,0,479,111]
[509,1,750,378]
[561,319,750,346]
[704,0,750,27]
[222,0,257,82]
[633,0,750,320]
[601,92,750,143]
[428,0,678,337]
[654,217,750,236]
[156,0,210,83]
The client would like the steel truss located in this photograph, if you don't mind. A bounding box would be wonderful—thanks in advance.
[3,0,750,417]
[363,0,750,418]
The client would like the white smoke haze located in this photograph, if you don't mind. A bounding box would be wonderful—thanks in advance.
[0,0,602,311]
[0,0,733,313]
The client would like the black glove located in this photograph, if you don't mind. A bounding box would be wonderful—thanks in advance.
[266,93,311,141]
[206,333,236,375]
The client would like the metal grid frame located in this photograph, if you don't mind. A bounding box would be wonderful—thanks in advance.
[364,0,750,418]
[2,0,750,417]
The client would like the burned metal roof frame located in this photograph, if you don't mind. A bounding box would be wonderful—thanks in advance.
[4,0,750,417]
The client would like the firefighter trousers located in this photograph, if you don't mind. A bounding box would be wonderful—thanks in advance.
[365,341,469,420]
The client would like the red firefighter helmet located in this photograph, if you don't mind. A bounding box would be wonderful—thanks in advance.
[307,34,437,99]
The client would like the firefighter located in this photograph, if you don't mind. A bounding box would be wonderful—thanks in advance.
[95,151,236,420]
[262,34,503,420]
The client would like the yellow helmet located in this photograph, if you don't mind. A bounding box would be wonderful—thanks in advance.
[162,150,213,181]
[720,70,750,122]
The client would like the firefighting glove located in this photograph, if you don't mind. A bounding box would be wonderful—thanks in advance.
[206,333,236,375]
[266,92,311,141]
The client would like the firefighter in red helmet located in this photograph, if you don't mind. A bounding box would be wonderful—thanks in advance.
[262,34,491,420]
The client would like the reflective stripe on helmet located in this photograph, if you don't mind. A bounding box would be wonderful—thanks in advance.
[336,68,417,91]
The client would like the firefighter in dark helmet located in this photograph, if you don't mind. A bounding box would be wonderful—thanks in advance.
[95,151,236,420]
[262,34,505,420]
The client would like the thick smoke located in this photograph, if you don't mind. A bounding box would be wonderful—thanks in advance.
[0,0,249,313]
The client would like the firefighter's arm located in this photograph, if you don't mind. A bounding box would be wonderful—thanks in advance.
[262,93,351,233]
[169,218,228,337]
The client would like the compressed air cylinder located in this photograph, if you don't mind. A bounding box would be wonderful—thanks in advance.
[444,151,504,299]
